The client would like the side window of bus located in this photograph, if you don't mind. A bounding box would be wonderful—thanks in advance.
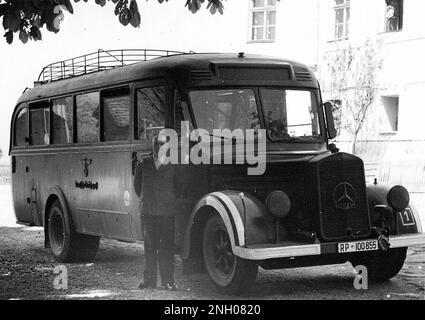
[102,87,130,142]
[77,92,99,143]
[14,106,28,146]
[52,97,73,144]
[30,101,50,146]
[136,86,166,140]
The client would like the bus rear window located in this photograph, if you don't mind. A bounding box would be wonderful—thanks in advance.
[14,107,27,146]
[30,101,50,146]
[77,92,99,143]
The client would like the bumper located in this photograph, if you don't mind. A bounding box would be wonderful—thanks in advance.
[233,233,425,261]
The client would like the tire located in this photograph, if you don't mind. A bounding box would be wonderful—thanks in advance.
[202,214,258,295]
[48,200,100,262]
[350,247,407,282]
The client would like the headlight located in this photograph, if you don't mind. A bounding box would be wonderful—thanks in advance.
[265,191,291,219]
[387,185,410,212]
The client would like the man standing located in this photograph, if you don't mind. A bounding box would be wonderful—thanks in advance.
[133,136,177,290]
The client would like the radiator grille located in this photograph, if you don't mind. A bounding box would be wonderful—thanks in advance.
[317,154,371,241]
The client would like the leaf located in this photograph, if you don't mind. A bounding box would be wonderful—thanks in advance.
[206,0,224,15]
[129,0,141,27]
[19,30,29,43]
[1,0,226,44]
[30,25,42,41]
[57,0,74,14]
[5,7,21,32]
[0,4,8,17]
[5,30,13,44]
[185,0,204,14]
[119,7,130,26]
[32,15,41,28]
[95,0,107,7]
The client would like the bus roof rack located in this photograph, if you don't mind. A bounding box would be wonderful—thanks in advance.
[37,49,188,83]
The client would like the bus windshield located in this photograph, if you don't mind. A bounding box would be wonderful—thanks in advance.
[189,89,260,133]
[189,88,321,142]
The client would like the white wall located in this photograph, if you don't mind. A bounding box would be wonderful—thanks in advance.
[245,0,320,67]
[317,0,425,142]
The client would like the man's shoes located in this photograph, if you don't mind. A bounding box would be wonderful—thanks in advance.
[138,282,156,289]
[162,283,177,291]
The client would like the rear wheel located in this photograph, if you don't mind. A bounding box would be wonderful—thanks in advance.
[202,215,258,295]
[350,247,407,282]
[48,200,99,262]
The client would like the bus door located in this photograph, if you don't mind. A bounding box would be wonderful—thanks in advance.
[11,159,34,226]
[74,89,134,241]
[11,106,33,225]
[99,87,135,241]
[27,101,51,226]
[131,80,168,240]
[12,154,36,225]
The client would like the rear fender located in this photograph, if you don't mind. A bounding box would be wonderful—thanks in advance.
[43,186,74,248]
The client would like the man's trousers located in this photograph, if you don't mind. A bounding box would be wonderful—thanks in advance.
[142,215,175,286]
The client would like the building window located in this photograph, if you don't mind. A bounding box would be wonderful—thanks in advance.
[380,96,399,133]
[250,0,276,42]
[385,0,403,32]
[334,0,350,40]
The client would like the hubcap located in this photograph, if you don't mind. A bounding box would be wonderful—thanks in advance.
[50,209,65,254]
[204,221,237,287]
[212,229,235,276]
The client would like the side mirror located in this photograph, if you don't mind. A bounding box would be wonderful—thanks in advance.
[323,102,338,140]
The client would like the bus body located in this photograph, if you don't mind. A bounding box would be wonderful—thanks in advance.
[10,50,425,294]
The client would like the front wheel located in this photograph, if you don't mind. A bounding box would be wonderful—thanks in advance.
[48,200,100,262]
[350,247,407,282]
[203,215,258,295]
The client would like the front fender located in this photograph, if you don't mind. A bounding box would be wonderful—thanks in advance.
[182,190,275,259]
[367,184,422,234]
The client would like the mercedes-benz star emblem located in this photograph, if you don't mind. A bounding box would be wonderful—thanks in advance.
[333,182,356,210]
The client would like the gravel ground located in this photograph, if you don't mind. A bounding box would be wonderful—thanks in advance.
[0,226,424,300]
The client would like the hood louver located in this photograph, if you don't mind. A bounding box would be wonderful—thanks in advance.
[191,69,213,81]
[295,71,313,82]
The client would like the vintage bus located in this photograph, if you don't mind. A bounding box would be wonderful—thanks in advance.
[10,49,425,294]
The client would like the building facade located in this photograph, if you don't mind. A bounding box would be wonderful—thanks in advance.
[211,0,425,194]
[315,0,425,194]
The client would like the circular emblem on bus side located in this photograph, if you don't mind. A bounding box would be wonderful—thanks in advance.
[333,182,356,210]
[124,191,131,207]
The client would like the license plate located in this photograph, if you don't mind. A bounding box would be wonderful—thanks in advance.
[338,240,379,253]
